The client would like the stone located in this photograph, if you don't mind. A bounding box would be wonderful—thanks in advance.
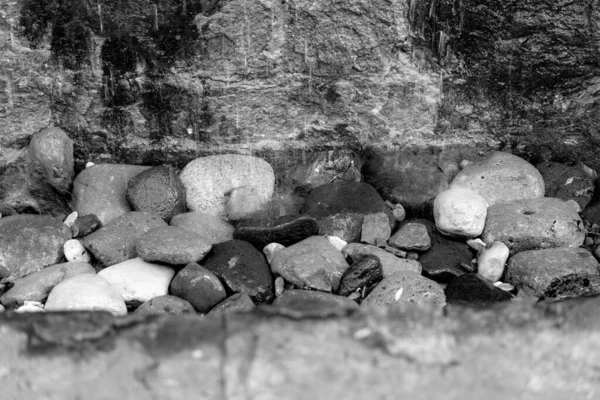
[63,211,78,228]
[505,247,600,301]
[98,257,175,303]
[317,212,364,243]
[433,188,488,238]
[0,304,5,312]
[63,239,91,263]
[388,222,431,252]
[536,161,593,210]
[445,273,513,306]
[71,214,102,238]
[73,164,150,225]
[361,212,392,245]
[336,255,383,298]
[234,214,319,250]
[28,126,74,193]
[170,212,235,245]
[179,155,275,220]
[274,276,285,297]
[126,165,187,223]
[286,150,362,190]
[494,282,515,292]
[83,212,167,267]
[482,197,586,254]
[45,274,127,316]
[327,236,347,251]
[202,240,274,303]
[477,242,509,283]
[224,185,264,220]
[450,151,545,207]
[0,215,72,281]
[270,289,359,319]
[85,162,95,168]
[391,203,406,222]
[263,243,286,265]
[270,236,350,292]
[134,295,196,316]
[207,293,255,316]
[15,301,45,313]
[0,261,94,308]
[0,203,17,217]
[361,272,447,307]
[169,262,227,313]
[135,226,212,266]
[342,243,422,276]
[466,238,486,253]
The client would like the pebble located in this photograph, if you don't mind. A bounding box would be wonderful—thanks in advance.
[134,295,196,316]
[135,226,212,266]
[274,276,285,297]
[0,304,4,312]
[361,272,447,307]
[466,238,486,253]
[433,188,488,238]
[444,273,513,306]
[388,222,431,252]
[85,161,95,168]
[207,293,255,316]
[342,243,422,276]
[361,212,391,245]
[71,214,102,238]
[385,201,406,222]
[263,243,286,265]
[234,214,319,250]
[64,239,92,263]
[15,301,45,313]
[170,211,235,245]
[494,281,515,292]
[169,262,227,313]
[477,241,509,283]
[63,211,78,228]
[317,212,364,243]
[336,255,383,298]
[327,235,348,251]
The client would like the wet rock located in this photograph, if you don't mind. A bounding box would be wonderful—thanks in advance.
[505,247,600,301]
[482,197,585,254]
[82,212,167,267]
[477,242,509,283]
[0,261,94,308]
[202,240,274,303]
[361,212,391,245]
[28,126,74,193]
[270,236,349,292]
[317,212,364,243]
[45,274,127,316]
[269,289,359,319]
[445,273,513,306]
[362,272,446,307]
[536,161,592,210]
[73,164,150,225]
[179,155,275,220]
[135,226,212,266]
[336,255,383,298]
[207,293,255,316]
[388,222,431,252]
[169,262,227,313]
[98,257,175,303]
[450,152,545,207]
[0,215,72,280]
[63,239,91,263]
[170,211,235,245]
[134,295,196,316]
[233,214,319,250]
[433,188,487,238]
[126,165,187,223]
[342,243,422,276]
[71,214,102,238]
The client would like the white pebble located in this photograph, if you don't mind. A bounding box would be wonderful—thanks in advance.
[459,159,471,169]
[493,281,515,292]
[85,161,96,168]
[64,239,92,263]
[15,301,45,313]
[327,235,347,251]
[275,276,285,297]
[63,211,78,227]
[263,243,286,265]
[466,238,486,252]
[392,204,406,222]
[565,199,581,213]
[478,241,509,283]
[0,304,4,312]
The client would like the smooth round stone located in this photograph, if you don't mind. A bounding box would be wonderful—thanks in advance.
[135,226,212,266]
[134,295,196,316]
[28,126,74,193]
[268,289,359,319]
[234,214,319,250]
[64,239,91,263]
[342,243,422,276]
[169,262,227,313]
[63,211,78,228]
[85,162,95,168]
[388,222,431,252]
[336,255,383,298]
[362,272,446,307]
[71,214,102,238]
[170,211,235,245]
[434,188,488,238]
[445,273,513,306]
[15,301,45,313]
[263,243,286,265]
[207,293,255,316]
[477,242,509,283]
[45,274,127,316]
[98,257,175,303]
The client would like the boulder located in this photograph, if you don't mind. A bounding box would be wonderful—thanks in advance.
[433,188,488,238]
[135,226,212,266]
[362,272,447,307]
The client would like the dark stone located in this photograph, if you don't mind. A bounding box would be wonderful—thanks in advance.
[0,265,10,280]
[233,214,319,250]
[336,255,383,298]
[317,212,364,243]
[536,161,592,210]
[169,262,226,313]
[266,289,359,319]
[134,295,196,316]
[207,293,256,316]
[201,240,274,303]
[71,214,102,238]
[445,273,513,307]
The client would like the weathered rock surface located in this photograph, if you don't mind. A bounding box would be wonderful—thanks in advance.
[342,243,422,276]
[135,226,212,266]
[170,212,235,245]
[360,212,392,246]
[316,212,364,243]
[362,272,446,307]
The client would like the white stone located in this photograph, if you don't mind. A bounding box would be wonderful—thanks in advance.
[0,304,4,312]
[327,235,347,251]
[63,211,78,227]
[98,257,175,303]
[434,188,488,238]
[45,274,127,316]
[392,204,406,222]
[459,159,471,169]
[466,238,486,252]
[494,281,515,292]
[263,242,286,265]
[274,276,285,297]
[64,239,91,263]
[477,241,509,283]
[85,161,95,168]
[15,301,45,313]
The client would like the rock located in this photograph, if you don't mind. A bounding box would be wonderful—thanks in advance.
[225,185,264,220]
[207,293,255,316]
[390,203,406,222]
[28,127,74,193]
[466,238,486,253]
[134,295,196,316]
[445,273,513,306]
[85,162,95,168]
[477,242,509,283]
[565,199,581,213]
[135,226,212,266]
[361,272,447,307]
[0,261,94,308]
[342,243,422,276]
[433,188,488,238]
[0,215,72,280]
[169,262,227,313]
[73,164,150,225]
[361,212,392,245]
[0,203,17,217]
[15,301,45,313]
[505,247,600,301]
[170,211,235,245]
[233,214,319,250]
[126,165,187,223]
[388,222,431,252]
[98,257,175,303]
[0,304,5,312]
[45,274,127,316]
[327,236,348,251]
[286,150,362,190]
[263,243,286,265]
[63,211,78,228]
[494,282,515,292]
[450,152,545,207]
[482,197,585,254]
[336,255,383,298]
[179,155,275,220]
[270,236,350,292]
[83,212,168,267]
[317,212,364,243]
[536,161,593,210]
[71,214,102,238]
[0,265,9,280]
[202,240,274,303]
[274,276,285,297]
[63,239,91,263]
[270,289,359,319]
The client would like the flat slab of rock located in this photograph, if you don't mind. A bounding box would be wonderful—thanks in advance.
[170,262,227,313]
[482,197,585,254]
[83,212,167,267]
[73,164,150,225]
[135,226,212,266]
[233,214,319,250]
[445,273,513,306]
[170,212,235,245]
[0,215,72,280]
[342,243,422,276]
[134,295,196,316]
[362,272,447,307]
[267,289,359,319]
[505,247,600,300]
[270,236,350,292]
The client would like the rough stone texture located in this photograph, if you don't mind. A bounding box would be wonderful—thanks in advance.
[135,226,213,266]
[82,212,168,267]
[27,127,74,193]
[388,222,431,252]
[207,293,256,316]
[445,273,513,307]
[482,197,586,255]
[170,212,235,245]
[134,295,196,316]
[73,164,150,225]
[126,165,187,223]
[169,262,227,314]
[287,150,362,190]
[342,243,422,276]
[362,272,447,307]
[434,188,488,238]
[505,247,600,301]
[233,214,319,250]
[0,215,72,281]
